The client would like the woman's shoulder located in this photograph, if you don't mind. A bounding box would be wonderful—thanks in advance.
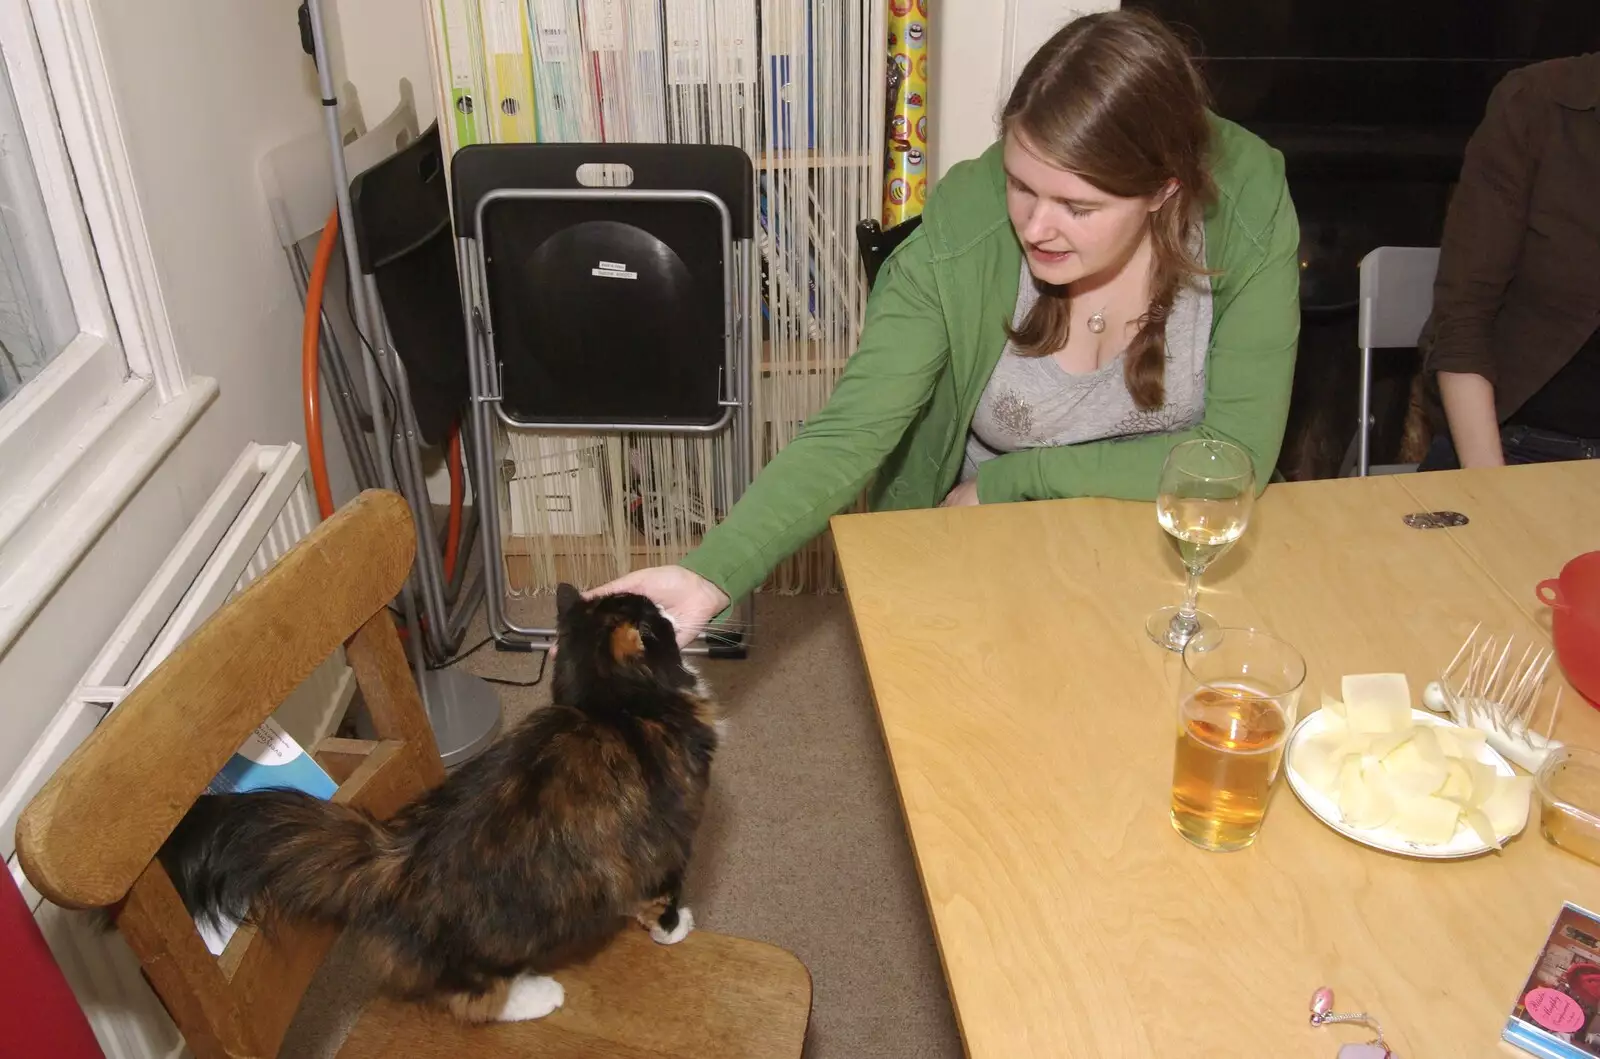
[1203,113,1293,263]
[919,143,1011,259]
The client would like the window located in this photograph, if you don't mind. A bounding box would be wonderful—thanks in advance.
[0,0,129,411]
[0,0,215,654]
[0,54,77,403]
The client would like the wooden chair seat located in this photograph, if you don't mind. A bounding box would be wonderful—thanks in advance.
[338,928,811,1059]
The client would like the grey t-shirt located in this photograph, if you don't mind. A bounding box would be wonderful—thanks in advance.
[961,234,1214,483]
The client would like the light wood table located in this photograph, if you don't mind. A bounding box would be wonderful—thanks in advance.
[830,463,1600,1059]
[1393,463,1600,626]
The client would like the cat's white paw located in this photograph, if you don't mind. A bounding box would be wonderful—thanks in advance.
[650,906,694,945]
[496,975,564,1021]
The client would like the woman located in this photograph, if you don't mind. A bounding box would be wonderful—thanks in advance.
[599,9,1300,643]
[1417,50,1600,471]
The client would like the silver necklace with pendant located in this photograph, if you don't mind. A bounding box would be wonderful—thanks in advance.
[1085,301,1110,335]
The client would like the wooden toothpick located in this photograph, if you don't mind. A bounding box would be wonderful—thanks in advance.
[1441,622,1482,688]
[1545,686,1563,744]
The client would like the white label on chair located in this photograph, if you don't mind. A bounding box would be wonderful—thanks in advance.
[576,162,635,187]
[592,262,638,280]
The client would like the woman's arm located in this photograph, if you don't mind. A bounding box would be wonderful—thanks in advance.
[676,229,953,603]
[974,178,1301,503]
[1437,371,1505,468]
[1422,70,1544,466]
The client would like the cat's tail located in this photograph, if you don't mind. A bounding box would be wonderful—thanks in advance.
[158,790,402,935]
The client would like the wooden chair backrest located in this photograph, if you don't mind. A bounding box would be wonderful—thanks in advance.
[15,490,447,1059]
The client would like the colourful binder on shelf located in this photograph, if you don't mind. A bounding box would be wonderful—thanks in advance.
[481,0,539,142]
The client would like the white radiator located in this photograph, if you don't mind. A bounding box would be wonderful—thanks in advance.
[1,442,357,1059]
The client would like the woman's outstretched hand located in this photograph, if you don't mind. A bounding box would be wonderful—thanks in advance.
[585,565,731,648]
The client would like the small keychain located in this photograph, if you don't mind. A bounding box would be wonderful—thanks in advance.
[1310,987,1396,1058]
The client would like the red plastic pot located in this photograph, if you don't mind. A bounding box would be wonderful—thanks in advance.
[1538,550,1600,708]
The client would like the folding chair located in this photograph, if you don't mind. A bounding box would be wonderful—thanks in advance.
[346,119,483,633]
[261,81,440,501]
[1351,246,1440,476]
[855,215,923,289]
[294,0,499,764]
[14,491,812,1059]
[452,144,758,656]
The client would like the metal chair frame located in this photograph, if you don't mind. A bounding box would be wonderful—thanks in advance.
[1354,246,1441,476]
[454,153,757,656]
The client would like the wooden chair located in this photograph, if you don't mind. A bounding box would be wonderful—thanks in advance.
[15,490,811,1059]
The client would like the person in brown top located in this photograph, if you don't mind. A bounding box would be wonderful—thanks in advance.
[1418,51,1600,470]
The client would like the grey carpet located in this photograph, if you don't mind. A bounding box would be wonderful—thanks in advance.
[280,593,963,1059]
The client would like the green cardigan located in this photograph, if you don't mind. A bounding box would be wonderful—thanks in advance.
[683,114,1301,603]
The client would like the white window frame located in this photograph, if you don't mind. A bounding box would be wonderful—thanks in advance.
[0,0,216,654]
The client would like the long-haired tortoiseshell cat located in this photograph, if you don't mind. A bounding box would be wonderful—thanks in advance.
[158,584,719,1023]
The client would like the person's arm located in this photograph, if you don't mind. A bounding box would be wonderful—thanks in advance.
[1437,371,1505,468]
[974,178,1300,504]
[1424,70,1544,465]
[676,229,953,603]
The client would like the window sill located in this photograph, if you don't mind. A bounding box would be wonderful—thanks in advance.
[0,377,218,654]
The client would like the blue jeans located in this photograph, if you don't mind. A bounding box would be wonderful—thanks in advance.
[1419,424,1600,471]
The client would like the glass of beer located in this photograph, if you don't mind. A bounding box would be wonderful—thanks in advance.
[1171,627,1305,852]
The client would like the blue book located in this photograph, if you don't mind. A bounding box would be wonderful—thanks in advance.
[1503,903,1600,1058]
[206,718,337,799]
[194,719,337,954]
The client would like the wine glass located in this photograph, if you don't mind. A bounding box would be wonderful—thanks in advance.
[1145,438,1256,652]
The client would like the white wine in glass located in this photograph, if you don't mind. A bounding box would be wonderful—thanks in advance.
[1146,439,1256,651]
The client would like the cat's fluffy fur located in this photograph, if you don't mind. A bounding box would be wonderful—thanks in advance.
[157,584,718,1023]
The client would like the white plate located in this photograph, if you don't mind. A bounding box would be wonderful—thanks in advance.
[1283,707,1516,860]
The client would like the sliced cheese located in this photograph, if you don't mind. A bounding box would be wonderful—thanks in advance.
[1461,760,1500,811]
[1482,775,1534,839]
[1382,739,1450,799]
[1438,759,1474,803]
[1392,794,1462,845]
[1294,673,1530,851]
[1342,673,1412,734]
[1409,725,1445,769]
[1296,731,1357,791]
[1433,725,1488,760]
[1462,808,1500,851]
[1339,760,1397,830]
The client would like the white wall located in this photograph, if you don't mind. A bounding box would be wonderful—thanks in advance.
[0,0,341,780]
[930,0,1118,180]
[332,0,437,132]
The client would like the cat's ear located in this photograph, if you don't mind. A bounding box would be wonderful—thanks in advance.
[555,582,583,621]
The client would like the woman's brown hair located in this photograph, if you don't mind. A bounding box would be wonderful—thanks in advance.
[1001,8,1217,410]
